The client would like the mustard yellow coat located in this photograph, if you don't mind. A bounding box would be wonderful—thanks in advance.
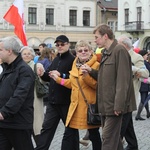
[56,54,100,129]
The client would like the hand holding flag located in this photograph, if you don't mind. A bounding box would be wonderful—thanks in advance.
[3,0,27,46]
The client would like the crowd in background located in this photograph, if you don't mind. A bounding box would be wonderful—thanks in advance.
[0,24,150,150]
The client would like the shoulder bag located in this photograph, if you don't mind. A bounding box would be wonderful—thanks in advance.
[34,64,49,98]
[76,78,101,126]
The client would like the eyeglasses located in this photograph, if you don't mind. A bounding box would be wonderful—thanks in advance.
[55,43,66,47]
[77,49,89,53]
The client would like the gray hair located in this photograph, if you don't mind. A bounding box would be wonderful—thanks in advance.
[20,46,35,57]
[117,35,133,49]
[0,36,21,55]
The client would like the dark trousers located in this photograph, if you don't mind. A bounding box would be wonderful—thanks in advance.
[0,128,34,150]
[35,103,69,150]
[88,128,101,150]
[61,127,101,150]
[140,92,149,113]
[102,115,123,150]
[121,112,138,149]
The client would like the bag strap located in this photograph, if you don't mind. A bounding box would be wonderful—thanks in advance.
[34,64,37,74]
[34,64,39,78]
[76,78,89,105]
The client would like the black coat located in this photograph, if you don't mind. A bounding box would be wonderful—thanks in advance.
[41,50,75,104]
[140,60,150,92]
[0,54,35,129]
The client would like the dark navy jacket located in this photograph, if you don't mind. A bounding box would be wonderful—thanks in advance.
[0,54,35,129]
[140,60,150,92]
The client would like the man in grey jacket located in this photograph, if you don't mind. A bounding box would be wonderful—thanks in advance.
[82,24,133,150]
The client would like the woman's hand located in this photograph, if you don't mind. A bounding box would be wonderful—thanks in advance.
[36,63,45,76]
[80,64,92,74]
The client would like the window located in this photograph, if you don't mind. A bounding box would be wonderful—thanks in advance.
[125,9,129,25]
[70,42,76,49]
[83,11,90,26]
[115,21,118,31]
[137,7,142,30]
[46,8,54,25]
[69,10,77,26]
[28,7,37,24]
[137,7,142,22]
[108,21,114,31]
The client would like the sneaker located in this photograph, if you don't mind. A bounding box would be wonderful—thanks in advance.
[79,138,91,146]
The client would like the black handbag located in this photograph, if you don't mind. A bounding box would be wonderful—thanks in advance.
[34,64,49,98]
[76,78,101,126]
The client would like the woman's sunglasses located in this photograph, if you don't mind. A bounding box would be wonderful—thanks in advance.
[77,49,89,53]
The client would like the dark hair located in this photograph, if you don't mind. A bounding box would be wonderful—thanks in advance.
[38,47,51,60]
[49,48,57,61]
[39,43,47,48]
[93,24,114,40]
[38,47,56,61]
[35,51,40,56]
[138,50,148,56]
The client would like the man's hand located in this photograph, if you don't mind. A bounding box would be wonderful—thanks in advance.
[135,71,142,78]
[49,70,60,77]
[0,113,4,120]
[49,71,59,81]
[114,110,122,116]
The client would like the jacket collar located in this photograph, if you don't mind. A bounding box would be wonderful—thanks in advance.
[57,50,70,59]
[3,54,22,70]
[101,39,118,64]
[70,54,97,77]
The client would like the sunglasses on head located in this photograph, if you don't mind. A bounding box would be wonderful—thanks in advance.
[77,49,89,53]
[55,43,66,47]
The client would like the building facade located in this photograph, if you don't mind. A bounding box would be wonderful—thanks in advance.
[117,0,150,51]
[0,0,99,49]
[97,0,118,33]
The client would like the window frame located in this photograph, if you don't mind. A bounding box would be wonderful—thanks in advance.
[69,10,77,26]
[125,8,129,25]
[28,7,37,24]
[46,8,54,25]
[83,10,90,26]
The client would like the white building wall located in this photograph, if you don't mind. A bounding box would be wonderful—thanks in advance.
[118,0,150,31]
[0,0,97,48]
[117,0,150,50]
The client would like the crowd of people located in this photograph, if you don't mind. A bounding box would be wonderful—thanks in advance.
[0,24,150,150]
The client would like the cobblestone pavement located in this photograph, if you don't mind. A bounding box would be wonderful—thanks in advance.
[48,110,150,150]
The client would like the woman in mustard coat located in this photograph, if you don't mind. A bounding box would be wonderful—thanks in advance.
[50,40,101,150]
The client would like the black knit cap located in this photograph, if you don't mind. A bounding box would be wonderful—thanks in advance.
[54,35,69,43]
[138,50,148,56]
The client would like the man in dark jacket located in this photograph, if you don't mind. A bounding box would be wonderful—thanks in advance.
[35,35,75,150]
[0,36,35,150]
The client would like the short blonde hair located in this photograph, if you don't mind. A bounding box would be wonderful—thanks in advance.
[75,40,93,51]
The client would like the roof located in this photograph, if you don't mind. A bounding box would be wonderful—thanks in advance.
[97,0,118,10]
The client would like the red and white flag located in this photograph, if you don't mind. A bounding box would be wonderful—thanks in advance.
[3,0,27,46]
